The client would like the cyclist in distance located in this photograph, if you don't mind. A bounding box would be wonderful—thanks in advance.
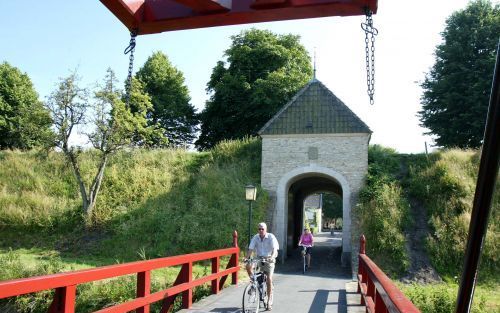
[246,222,279,310]
[298,227,314,270]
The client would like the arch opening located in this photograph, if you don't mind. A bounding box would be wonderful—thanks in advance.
[286,175,343,255]
[275,165,352,267]
[273,164,351,266]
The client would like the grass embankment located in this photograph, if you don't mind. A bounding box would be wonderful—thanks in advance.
[355,145,411,275]
[1,141,498,312]
[0,137,266,312]
[356,146,499,313]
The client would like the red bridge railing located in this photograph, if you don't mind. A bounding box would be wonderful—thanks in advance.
[0,231,240,313]
[357,235,420,313]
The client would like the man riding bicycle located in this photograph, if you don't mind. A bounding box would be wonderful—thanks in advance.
[245,222,279,311]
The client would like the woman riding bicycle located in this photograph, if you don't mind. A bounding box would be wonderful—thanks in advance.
[298,228,314,270]
[245,222,279,311]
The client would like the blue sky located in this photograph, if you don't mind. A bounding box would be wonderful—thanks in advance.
[1,0,479,152]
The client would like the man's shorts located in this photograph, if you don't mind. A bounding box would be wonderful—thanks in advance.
[258,258,276,277]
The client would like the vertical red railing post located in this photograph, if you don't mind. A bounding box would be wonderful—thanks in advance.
[231,230,239,285]
[368,278,375,301]
[181,262,193,309]
[48,285,76,313]
[360,234,366,254]
[136,270,151,313]
[375,289,387,313]
[211,256,220,294]
[358,235,366,296]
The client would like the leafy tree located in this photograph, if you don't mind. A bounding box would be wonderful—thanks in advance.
[196,29,313,150]
[0,62,53,149]
[419,0,500,148]
[322,193,342,220]
[47,69,156,218]
[135,52,198,147]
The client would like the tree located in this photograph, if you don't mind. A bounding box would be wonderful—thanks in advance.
[322,193,343,220]
[419,0,500,148]
[135,52,198,147]
[0,62,53,149]
[196,29,313,150]
[47,69,156,218]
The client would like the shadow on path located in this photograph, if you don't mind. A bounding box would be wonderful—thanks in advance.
[179,232,362,313]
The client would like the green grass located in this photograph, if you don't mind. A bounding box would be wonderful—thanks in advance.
[405,149,499,282]
[399,282,499,313]
[356,146,499,311]
[0,137,266,260]
[355,145,411,275]
[0,137,265,312]
[1,141,498,312]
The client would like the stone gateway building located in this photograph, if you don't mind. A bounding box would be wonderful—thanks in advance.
[258,78,371,269]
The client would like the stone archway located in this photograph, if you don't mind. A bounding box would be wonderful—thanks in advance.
[275,165,351,266]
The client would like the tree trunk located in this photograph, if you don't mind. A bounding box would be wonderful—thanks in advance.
[87,154,108,216]
[65,148,90,213]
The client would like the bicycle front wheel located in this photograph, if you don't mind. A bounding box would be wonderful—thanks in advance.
[242,284,260,313]
[260,283,269,310]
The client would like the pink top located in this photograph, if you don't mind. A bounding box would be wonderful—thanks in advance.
[299,233,314,246]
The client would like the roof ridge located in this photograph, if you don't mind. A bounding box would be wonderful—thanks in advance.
[258,79,315,135]
[259,78,371,135]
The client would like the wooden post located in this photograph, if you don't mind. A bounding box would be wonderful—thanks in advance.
[232,230,239,285]
[136,271,151,313]
[375,289,388,313]
[48,285,76,313]
[360,235,366,254]
[358,235,366,296]
[181,263,193,309]
[211,256,220,294]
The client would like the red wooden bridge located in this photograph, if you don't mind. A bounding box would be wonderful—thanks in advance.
[0,232,420,313]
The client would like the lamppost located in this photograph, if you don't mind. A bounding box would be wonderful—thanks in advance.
[245,185,257,244]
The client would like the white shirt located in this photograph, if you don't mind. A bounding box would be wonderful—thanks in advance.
[249,233,279,257]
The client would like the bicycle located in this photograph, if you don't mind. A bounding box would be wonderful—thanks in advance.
[242,258,270,312]
[299,244,312,274]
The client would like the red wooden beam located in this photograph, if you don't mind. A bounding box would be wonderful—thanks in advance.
[0,247,237,299]
[136,271,151,313]
[358,235,421,313]
[211,256,220,294]
[100,0,145,30]
[48,286,76,313]
[170,0,231,13]
[94,267,238,313]
[0,232,240,313]
[99,0,377,35]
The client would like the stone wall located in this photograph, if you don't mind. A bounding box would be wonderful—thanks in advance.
[260,133,369,272]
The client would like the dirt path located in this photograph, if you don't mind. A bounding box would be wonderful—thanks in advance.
[399,158,441,283]
[401,196,441,283]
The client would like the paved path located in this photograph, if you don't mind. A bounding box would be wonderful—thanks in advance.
[179,232,365,313]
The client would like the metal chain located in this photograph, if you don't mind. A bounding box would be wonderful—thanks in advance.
[361,9,378,105]
[124,29,138,106]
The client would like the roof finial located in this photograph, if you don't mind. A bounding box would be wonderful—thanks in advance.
[313,47,317,80]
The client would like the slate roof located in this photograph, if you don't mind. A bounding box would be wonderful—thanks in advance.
[258,79,371,135]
